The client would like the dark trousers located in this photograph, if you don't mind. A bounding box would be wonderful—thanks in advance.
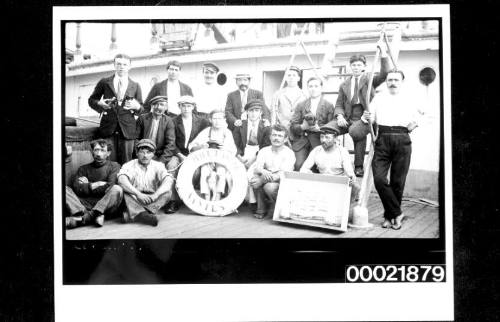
[293,132,321,171]
[106,127,135,165]
[372,128,412,219]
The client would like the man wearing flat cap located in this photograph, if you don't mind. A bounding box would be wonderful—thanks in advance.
[196,62,227,118]
[117,139,175,226]
[225,72,271,132]
[300,121,359,202]
[270,65,306,128]
[144,60,193,117]
[334,42,390,177]
[88,53,143,164]
[136,95,176,166]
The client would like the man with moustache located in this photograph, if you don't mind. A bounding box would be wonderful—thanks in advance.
[299,121,360,202]
[118,139,175,226]
[88,53,143,164]
[334,42,390,177]
[136,95,176,165]
[144,60,193,117]
[270,66,306,128]
[225,72,271,132]
[250,124,295,219]
[65,139,123,229]
[290,76,335,170]
[164,95,210,213]
[362,69,420,230]
[195,62,226,118]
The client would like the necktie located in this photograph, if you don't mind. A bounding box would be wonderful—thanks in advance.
[351,77,359,105]
[241,91,247,109]
[248,124,258,145]
[117,78,124,101]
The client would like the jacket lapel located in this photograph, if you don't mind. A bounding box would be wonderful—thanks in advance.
[156,115,166,146]
[105,75,118,97]
[257,120,265,143]
[124,78,136,98]
[241,121,248,147]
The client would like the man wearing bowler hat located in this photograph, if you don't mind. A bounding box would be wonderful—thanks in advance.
[117,139,174,226]
[225,72,271,132]
[136,95,176,165]
[333,42,390,177]
[300,121,360,202]
[196,62,226,118]
[144,60,193,117]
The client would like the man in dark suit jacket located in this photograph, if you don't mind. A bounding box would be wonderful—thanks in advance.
[88,53,143,164]
[290,76,335,171]
[164,95,210,213]
[334,43,390,177]
[136,96,176,165]
[143,60,193,117]
[233,99,271,168]
[225,73,271,132]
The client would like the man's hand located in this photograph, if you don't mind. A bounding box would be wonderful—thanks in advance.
[407,121,418,132]
[234,119,243,127]
[261,169,274,182]
[136,193,153,205]
[249,176,264,188]
[177,153,187,162]
[361,110,371,123]
[90,181,108,190]
[99,97,115,110]
[309,123,321,132]
[337,114,349,128]
[300,119,310,131]
[77,176,89,184]
[263,119,271,127]
[348,176,355,187]
[123,98,141,111]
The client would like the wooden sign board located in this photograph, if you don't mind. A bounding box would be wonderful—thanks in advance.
[273,171,352,232]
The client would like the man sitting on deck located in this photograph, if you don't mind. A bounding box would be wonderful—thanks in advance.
[117,139,175,226]
[250,124,295,219]
[65,139,123,229]
[299,121,360,202]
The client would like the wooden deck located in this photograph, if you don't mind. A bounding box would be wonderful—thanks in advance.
[66,193,439,239]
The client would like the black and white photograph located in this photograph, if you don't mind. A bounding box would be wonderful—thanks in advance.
[53,5,453,321]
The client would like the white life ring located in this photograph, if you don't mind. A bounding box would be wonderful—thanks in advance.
[176,148,248,216]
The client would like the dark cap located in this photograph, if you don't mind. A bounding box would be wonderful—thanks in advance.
[136,139,156,151]
[288,65,301,74]
[320,121,341,135]
[149,95,168,105]
[202,62,219,73]
[244,99,264,111]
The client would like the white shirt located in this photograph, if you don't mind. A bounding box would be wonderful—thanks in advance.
[196,83,226,114]
[300,144,354,177]
[118,159,171,194]
[253,145,295,174]
[239,90,248,108]
[182,116,193,149]
[167,80,181,115]
[113,74,128,102]
[310,96,321,116]
[370,89,421,127]
[188,127,237,155]
[246,120,260,143]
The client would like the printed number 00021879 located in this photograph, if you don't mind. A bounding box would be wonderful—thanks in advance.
[345,265,446,283]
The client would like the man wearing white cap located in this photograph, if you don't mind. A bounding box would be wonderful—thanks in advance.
[136,95,176,165]
[195,62,227,118]
[118,139,174,226]
[225,72,271,132]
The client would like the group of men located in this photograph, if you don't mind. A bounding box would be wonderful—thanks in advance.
[66,45,419,230]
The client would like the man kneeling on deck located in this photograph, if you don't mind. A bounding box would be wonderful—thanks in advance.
[117,139,174,226]
[250,124,295,219]
[299,121,360,203]
[65,139,123,229]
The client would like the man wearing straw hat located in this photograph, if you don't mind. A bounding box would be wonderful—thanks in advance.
[333,41,390,177]
[225,72,271,132]
[118,139,174,226]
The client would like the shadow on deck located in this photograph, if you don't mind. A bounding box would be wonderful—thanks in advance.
[66,193,439,240]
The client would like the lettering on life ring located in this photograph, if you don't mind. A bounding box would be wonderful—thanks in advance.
[176,149,248,216]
